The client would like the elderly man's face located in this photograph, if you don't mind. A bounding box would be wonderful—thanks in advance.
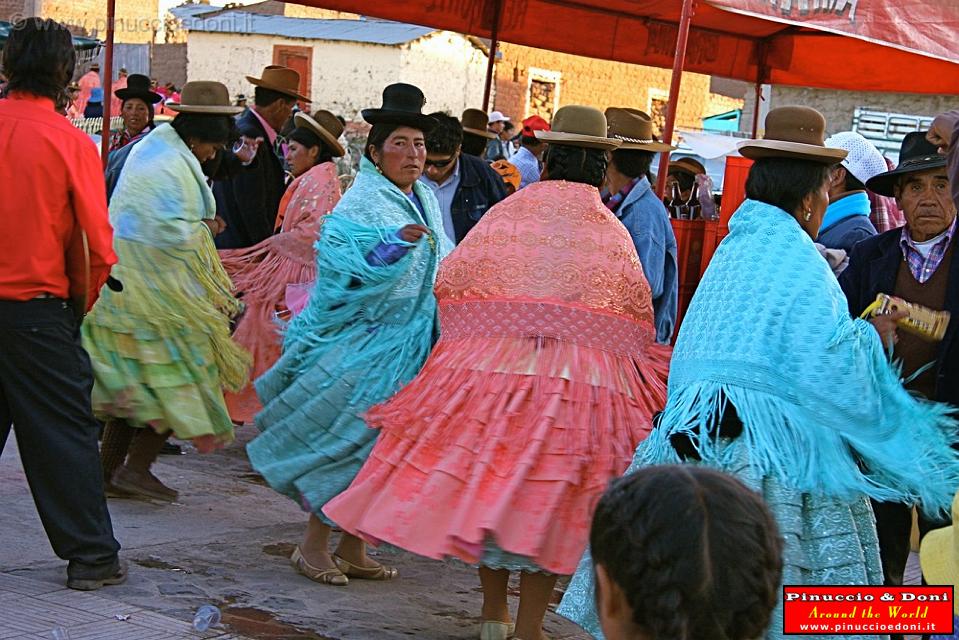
[895,168,957,242]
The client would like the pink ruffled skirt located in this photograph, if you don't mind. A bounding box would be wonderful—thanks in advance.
[324,302,670,575]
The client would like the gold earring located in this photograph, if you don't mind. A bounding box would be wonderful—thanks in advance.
[804,210,812,222]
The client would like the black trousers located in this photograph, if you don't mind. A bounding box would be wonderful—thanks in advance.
[872,500,950,640]
[0,299,119,578]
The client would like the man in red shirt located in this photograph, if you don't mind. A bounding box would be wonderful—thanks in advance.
[0,18,125,590]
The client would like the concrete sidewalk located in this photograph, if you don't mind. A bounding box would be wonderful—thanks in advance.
[0,429,590,640]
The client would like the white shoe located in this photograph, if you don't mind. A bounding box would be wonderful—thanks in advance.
[479,620,515,640]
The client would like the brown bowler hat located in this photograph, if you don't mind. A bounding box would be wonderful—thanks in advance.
[738,106,847,164]
[293,109,346,157]
[166,81,244,115]
[461,108,496,139]
[535,105,621,150]
[605,107,676,152]
[245,66,310,103]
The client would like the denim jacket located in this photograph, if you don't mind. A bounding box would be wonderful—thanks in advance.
[450,153,508,243]
[614,177,679,344]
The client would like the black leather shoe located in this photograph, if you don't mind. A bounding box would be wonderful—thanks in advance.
[67,558,128,591]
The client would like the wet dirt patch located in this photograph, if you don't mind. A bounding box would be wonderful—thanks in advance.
[221,605,334,639]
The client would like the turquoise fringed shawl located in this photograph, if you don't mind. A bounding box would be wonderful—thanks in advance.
[636,199,959,512]
[279,156,453,404]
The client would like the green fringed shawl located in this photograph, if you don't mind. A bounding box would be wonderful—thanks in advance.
[636,199,959,513]
[275,156,453,405]
[85,123,249,392]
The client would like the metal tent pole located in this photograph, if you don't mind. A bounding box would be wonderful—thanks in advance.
[482,0,503,111]
[655,0,697,198]
[100,0,116,166]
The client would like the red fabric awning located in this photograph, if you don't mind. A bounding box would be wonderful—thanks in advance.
[285,0,959,95]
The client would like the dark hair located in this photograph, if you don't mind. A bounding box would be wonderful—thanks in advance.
[171,113,236,146]
[425,112,463,156]
[503,121,515,132]
[669,169,696,193]
[288,127,334,164]
[364,122,402,162]
[461,132,488,157]
[543,144,607,187]
[254,87,296,108]
[591,466,783,640]
[842,168,866,192]
[612,149,655,180]
[2,18,76,101]
[745,157,833,215]
[521,134,541,147]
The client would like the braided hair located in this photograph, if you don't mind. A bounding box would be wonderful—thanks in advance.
[543,144,608,188]
[590,465,783,640]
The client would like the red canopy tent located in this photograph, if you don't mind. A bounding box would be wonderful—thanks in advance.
[99,0,959,176]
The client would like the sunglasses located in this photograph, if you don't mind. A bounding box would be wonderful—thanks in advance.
[425,155,456,168]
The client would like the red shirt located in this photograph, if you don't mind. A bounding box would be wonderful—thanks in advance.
[0,93,116,310]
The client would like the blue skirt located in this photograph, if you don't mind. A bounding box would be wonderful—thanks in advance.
[558,438,886,640]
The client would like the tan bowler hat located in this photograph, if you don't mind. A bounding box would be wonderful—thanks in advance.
[738,106,848,164]
[245,65,310,103]
[605,107,676,152]
[293,109,346,157]
[166,81,244,115]
[534,105,621,150]
[461,108,496,139]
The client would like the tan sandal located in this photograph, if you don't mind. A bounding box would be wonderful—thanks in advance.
[333,554,398,580]
[479,620,515,640]
[290,546,348,586]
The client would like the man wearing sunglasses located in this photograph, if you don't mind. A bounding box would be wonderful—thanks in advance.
[421,112,508,244]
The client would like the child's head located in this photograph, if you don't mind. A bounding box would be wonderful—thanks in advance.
[590,465,783,640]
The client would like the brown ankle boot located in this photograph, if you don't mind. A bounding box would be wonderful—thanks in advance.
[100,420,135,494]
[111,429,179,502]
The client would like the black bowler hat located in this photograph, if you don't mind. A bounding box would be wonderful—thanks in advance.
[866,131,948,197]
[115,73,162,105]
[361,83,436,132]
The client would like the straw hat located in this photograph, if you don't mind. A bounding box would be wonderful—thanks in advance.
[535,105,621,150]
[866,132,947,197]
[462,108,496,139]
[738,106,847,164]
[293,109,346,157]
[920,491,959,613]
[245,66,310,102]
[361,83,436,132]
[166,81,244,115]
[605,107,676,152]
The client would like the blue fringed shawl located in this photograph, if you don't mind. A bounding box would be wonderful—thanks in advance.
[635,199,959,512]
[277,157,453,405]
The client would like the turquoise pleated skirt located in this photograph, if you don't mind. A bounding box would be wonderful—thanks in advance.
[558,438,886,640]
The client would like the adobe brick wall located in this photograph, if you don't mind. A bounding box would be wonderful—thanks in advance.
[0,0,25,22]
[743,86,955,135]
[493,42,738,134]
[37,0,159,44]
[151,42,187,88]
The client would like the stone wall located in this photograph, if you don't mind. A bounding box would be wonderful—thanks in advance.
[492,42,740,134]
[744,86,956,135]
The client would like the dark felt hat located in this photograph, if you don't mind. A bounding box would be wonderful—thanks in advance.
[115,74,162,105]
[866,132,948,197]
[361,83,436,132]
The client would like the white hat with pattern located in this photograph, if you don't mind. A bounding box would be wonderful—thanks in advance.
[824,131,888,185]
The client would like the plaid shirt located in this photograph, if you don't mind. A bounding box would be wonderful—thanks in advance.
[603,177,640,214]
[899,217,956,284]
[868,190,906,233]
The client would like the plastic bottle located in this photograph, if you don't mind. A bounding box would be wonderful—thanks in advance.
[50,628,72,640]
[192,604,222,632]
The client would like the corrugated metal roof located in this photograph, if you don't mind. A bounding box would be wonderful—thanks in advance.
[183,11,435,45]
[170,4,220,21]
